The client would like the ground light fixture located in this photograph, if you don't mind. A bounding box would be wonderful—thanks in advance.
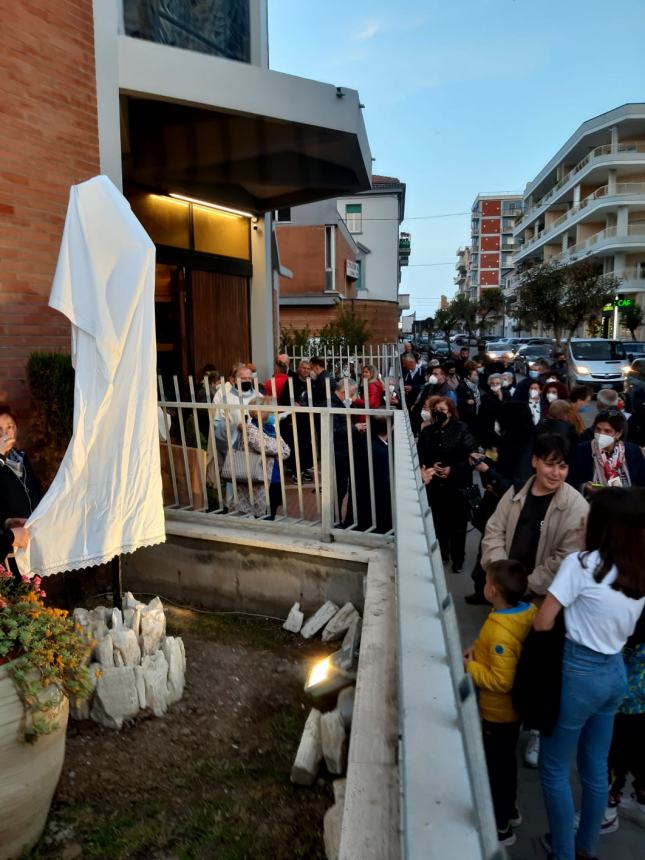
[168,193,253,219]
[303,621,360,707]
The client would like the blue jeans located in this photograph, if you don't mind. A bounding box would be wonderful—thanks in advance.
[539,638,627,860]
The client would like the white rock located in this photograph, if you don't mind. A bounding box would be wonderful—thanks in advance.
[91,666,140,729]
[290,708,323,785]
[341,616,362,654]
[88,608,108,641]
[134,665,146,709]
[301,601,339,640]
[178,638,186,673]
[323,801,344,860]
[70,662,101,721]
[332,778,346,804]
[73,608,90,630]
[95,634,114,668]
[110,607,123,630]
[114,651,125,668]
[123,607,142,638]
[162,636,185,705]
[123,591,138,609]
[336,686,355,731]
[142,651,170,717]
[283,602,304,634]
[322,603,359,642]
[111,625,142,667]
[321,708,346,774]
[140,596,166,656]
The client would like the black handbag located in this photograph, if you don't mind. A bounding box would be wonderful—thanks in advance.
[461,483,482,521]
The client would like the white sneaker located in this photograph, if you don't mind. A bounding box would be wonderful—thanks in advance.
[619,793,645,828]
[524,731,539,768]
[574,807,619,835]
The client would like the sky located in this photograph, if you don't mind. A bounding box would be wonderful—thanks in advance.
[268,0,645,319]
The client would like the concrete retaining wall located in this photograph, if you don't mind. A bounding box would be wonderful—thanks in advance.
[122,534,366,617]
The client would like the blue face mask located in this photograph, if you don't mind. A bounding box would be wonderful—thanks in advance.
[528,370,539,380]
[578,405,589,414]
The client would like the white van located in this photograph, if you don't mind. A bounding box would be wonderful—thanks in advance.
[566,338,629,391]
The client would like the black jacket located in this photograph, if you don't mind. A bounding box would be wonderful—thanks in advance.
[567,440,645,489]
[417,419,477,489]
[0,529,14,561]
[513,612,565,736]
[311,370,337,407]
[0,451,41,526]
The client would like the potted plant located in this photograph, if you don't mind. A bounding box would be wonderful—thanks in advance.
[0,565,92,859]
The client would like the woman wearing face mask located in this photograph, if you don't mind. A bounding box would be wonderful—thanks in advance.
[501,371,516,397]
[528,382,543,426]
[456,360,482,436]
[353,365,385,410]
[542,381,570,411]
[568,410,645,495]
[418,396,477,573]
[420,395,442,430]
[444,361,460,392]
[231,400,291,518]
[478,372,510,449]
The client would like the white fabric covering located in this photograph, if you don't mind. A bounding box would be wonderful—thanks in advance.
[16,175,165,577]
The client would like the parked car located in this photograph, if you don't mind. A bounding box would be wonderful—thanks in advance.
[624,357,645,410]
[430,339,451,357]
[514,343,552,376]
[450,334,478,347]
[566,338,628,391]
[525,337,555,346]
[621,341,645,362]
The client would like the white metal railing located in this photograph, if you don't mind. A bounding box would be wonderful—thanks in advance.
[157,373,399,544]
[555,223,645,262]
[517,141,645,229]
[286,344,399,382]
[394,407,503,860]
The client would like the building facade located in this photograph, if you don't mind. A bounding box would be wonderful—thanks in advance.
[469,193,522,300]
[512,104,645,338]
[0,0,371,414]
[276,176,410,344]
[454,246,472,295]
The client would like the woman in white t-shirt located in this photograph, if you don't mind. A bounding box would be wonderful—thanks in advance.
[533,487,645,860]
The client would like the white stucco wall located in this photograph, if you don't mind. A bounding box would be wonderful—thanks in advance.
[337,194,401,303]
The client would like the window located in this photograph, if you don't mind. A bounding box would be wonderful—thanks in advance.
[275,207,292,223]
[502,218,515,231]
[355,259,364,291]
[325,225,335,291]
[345,203,362,233]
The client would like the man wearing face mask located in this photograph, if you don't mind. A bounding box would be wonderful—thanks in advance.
[512,359,551,403]
[456,361,482,435]
[478,372,511,448]
[212,362,257,454]
[418,396,477,573]
[568,410,645,495]
[309,356,337,407]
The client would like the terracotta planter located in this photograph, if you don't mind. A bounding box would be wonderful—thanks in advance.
[0,662,69,860]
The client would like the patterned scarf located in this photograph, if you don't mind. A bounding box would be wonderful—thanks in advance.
[5,448,24,479]
[591,439,631,487]
[464,377,481,412]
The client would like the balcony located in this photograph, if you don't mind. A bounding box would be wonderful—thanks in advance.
[516,181,645,261]
[399,232,411,266]
[516,142,645,232]
[555,224,645,263]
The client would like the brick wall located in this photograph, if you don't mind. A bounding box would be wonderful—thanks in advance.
[280,299,399,345]
[0,0,100,416]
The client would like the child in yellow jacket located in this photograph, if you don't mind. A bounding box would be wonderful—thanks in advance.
[464,559,537,847]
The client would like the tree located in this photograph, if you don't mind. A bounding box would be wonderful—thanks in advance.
[280,323,312,351]
[450,294,478,339]
[619,303,645,340]
[477,288,505,334]
[318,307,371,351]
[514,260,617,346]
[434,306,460,342]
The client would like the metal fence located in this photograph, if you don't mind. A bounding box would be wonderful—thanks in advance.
[157,373,397,544]
[286,343,400,382]
[394,406,504,860]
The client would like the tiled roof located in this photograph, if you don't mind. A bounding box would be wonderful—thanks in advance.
[372,174,403,186]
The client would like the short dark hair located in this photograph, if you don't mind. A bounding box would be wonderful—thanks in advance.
[486,559,528,606]
[593,409,625,434]
[309,356,325,369]
[533,432,570,463]
[463,360,478,374]
[0,404,14,419]
[569,384,592,404]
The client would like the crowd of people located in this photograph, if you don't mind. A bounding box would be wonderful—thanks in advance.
[402,336,645,857]
[188,353,396,531]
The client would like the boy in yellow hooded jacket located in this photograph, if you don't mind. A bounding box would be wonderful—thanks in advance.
[464,559,537,847]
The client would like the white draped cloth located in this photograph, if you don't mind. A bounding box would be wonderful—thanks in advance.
[16,176,166,577]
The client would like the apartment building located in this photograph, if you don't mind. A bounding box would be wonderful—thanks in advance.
[455,246,472,295]
[0,0,371,413]
[513,104,645,337]
[469,193,522,300]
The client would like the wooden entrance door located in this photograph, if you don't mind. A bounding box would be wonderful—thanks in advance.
[190,271,251,378]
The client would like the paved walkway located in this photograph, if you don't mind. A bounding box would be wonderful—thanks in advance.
[449,527,644,860]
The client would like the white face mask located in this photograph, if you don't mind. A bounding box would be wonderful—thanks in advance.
[421,409,431,423]
[428,374,438,385]
[309,370,318,380]
[343,398,352,408]
[595,432,615,450]
[490,384,501,393]
[545,377,557,384]
[546,392,558,403]
[529,389,540,400]
[502,379,511,388]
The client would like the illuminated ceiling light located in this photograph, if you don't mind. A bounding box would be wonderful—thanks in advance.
[168,193,253,218]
